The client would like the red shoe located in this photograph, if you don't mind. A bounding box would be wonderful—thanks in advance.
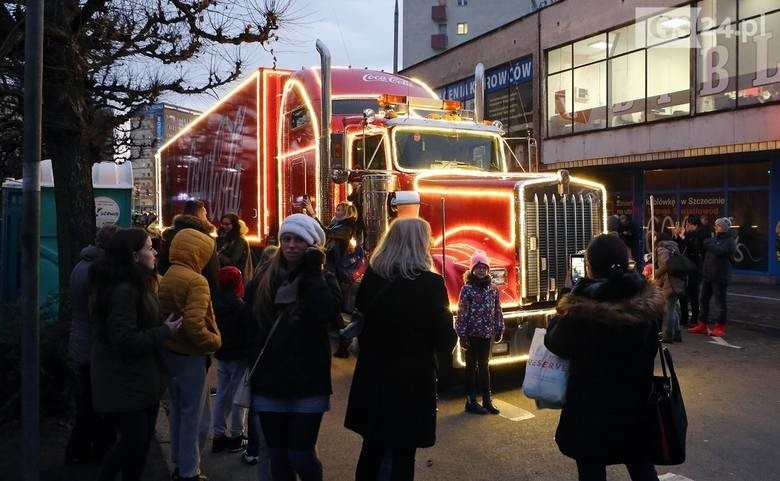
[709,323,726,337]
[687,322,709,334]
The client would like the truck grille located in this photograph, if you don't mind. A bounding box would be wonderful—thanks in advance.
[521,189,603,303]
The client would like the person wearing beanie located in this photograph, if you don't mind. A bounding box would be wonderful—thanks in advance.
[545,234,664,481]
[245,214,341,481]
[211,266,252,455]
[689,216,736,337]
[455,250,504,415]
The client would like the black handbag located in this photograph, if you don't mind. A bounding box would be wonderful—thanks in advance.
[648,341,688,465]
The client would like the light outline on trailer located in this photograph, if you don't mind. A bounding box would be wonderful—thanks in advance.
[277,78,322,221]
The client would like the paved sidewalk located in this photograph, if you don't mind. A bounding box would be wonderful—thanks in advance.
[7,282,777,481]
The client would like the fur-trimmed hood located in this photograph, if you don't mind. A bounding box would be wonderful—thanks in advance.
[556,272,664,326]
[172,214,215,235]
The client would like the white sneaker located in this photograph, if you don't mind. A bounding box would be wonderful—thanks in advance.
[241,450,258,466]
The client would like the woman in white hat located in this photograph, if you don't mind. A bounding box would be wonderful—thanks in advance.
[245,214,342,481]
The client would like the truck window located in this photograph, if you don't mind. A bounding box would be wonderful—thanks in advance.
[351,134,386,170]
[394,131,502,172]
[333,99,380,115]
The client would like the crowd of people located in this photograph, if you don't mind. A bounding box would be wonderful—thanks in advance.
[66,197,737,481]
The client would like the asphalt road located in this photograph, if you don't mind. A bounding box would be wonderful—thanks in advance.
[14,283,778,481]
[177,317,780,481]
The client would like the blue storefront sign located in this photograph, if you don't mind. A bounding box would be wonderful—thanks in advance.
[437,56,533,101]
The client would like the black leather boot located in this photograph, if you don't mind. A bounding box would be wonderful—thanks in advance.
[482,392,500,415]
[464,395,487,414]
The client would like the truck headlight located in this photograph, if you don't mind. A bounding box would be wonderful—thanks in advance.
[490,268,507,285]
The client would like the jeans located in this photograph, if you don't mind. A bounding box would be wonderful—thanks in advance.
[699,280,728,325]
[663,295,680,340]
[97,404,159,481]
[214,359,246,438]
[163,351,209,478]
[575,460,659,481]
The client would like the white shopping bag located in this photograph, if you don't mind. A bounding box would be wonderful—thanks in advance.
[522,328,569,409]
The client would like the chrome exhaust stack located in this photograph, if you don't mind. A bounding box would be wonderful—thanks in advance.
[316,39,333,220]
[474,62,485,123]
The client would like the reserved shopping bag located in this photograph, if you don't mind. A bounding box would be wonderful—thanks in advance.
[522,328,569,409]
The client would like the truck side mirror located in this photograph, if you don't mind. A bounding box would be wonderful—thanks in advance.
[331,169,349,184]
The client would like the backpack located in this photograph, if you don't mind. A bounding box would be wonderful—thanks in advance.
[667,251,697,277]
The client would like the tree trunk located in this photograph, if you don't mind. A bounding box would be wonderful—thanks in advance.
[47,140,95,321]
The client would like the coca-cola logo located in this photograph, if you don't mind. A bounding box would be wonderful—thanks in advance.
[362,73,412,87]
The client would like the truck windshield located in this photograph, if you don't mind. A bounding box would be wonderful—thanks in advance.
[394,131,502,172]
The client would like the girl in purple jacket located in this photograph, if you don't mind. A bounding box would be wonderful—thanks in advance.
[456,250,505,415]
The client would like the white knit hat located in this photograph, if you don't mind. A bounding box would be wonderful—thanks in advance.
[279,213,326,247]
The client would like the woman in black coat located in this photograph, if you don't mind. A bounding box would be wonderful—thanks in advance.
[345,217,457,481]
[545,234,665,481]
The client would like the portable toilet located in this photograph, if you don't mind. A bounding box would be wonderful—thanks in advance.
[0,160,133,312]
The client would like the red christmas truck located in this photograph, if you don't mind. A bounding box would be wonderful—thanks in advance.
[156,42,607,373]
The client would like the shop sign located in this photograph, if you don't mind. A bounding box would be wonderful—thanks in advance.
[439,56,533,101]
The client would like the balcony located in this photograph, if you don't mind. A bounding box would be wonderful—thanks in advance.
[431,5,446,21]
[431,34,448,50]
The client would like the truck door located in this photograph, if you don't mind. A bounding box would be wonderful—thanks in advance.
[284,157,307,219]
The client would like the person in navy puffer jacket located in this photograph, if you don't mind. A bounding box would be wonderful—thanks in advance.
[456,250,505,415]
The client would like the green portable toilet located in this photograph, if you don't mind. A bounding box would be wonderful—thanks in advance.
[0,159,133,313]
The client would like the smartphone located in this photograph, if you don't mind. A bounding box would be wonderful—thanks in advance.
[570,253,586,284]
[294,194,309,204]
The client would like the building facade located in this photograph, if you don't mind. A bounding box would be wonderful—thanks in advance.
[402,0,541,68]
[401,0,780,281]
[129,103,199,213]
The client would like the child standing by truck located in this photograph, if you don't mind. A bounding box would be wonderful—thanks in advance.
[456,250,505,415]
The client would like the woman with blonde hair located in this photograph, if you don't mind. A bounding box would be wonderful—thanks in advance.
[345,217,456,481]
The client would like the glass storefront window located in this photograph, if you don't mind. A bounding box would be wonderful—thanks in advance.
[645,168,679,190]
[574,34,608,67]
[729,190,769,271]
[573,62,607,132]
[609,21,646,56]
[739,0,777,19]
[609,51,646,126]
[680,164,725,188]
[647,38,691,119]
[646,6,692,47]
[697,0,737,31]
[737,10,780,106]
[727,161,770,186]
[697,29,737,112]
[679,191,725,226]
[547,71,573,136]
[548,45,572,74]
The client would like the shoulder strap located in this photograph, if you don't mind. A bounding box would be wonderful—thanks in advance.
[246,314,283,379]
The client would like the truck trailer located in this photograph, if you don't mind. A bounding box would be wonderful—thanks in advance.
[156,41,607,374]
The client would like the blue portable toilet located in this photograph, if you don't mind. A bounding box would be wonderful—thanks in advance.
[0,160,134,313]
